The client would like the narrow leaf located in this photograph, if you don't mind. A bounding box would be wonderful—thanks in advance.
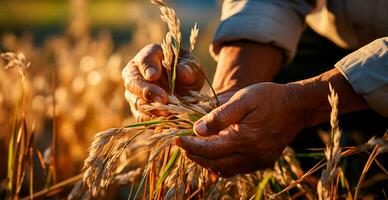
[191,64,220,106]
[124,119,180,128]
[296,152,325,159]
[156,148,180,190]
[176,130,194,137]
[133,167,149,200]
[255,173,272,200]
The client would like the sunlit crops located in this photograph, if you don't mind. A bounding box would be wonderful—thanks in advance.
[0,0,387,199]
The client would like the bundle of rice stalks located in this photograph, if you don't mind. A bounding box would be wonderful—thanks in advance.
[1,52,38,200]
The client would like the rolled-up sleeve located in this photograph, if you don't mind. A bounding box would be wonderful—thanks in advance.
[335,37,388,116]
[210,0,315,64]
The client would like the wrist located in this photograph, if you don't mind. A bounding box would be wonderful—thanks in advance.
[213,40,284,94]
[286,68,368,127]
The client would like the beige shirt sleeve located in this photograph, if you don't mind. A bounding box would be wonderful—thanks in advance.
[335,37,388,116]
[210,0,316,64]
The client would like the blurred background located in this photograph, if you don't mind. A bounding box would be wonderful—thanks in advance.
[1,0,387,199]
[0,0,219,197]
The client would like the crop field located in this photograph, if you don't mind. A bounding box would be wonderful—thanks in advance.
[0,0,387,199]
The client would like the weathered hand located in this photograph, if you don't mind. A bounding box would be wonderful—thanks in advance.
[176,67,369,177]
[122,44,204,121]
[175,82,305,177]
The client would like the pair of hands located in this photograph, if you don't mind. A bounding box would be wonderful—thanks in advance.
[122,43,305,177]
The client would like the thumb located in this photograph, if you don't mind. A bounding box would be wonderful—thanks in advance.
[135,44,164,81]
[194,95,251,136]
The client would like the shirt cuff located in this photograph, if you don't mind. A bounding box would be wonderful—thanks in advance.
[210,0,305,64]
[335,37,388,116]
[363,85,388,117]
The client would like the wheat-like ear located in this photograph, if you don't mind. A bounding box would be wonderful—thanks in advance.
[317,83,341,200]
[1,52,30,81]
[1,52,30,69]
[151,0,181,94]
[150,0,166,7]
[190,23,199,53]
[161,32,173,71]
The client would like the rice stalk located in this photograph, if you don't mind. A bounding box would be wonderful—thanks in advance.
[1,52,34,199]
[317,84,342,200]
[81,89,218,198]
[20,174,83,200]
[50,69,58,186]
[152,0,181,94]
[83,127,149,196]
[354,134,388,199]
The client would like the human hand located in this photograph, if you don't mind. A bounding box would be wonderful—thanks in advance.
[175,82,305,177]
[122,44,205,121]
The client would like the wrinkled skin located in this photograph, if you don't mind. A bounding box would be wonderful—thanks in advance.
[174,67,368,177]
[122,42,368,178]
[121,41,288,176]
[122,41,284,121]
[122,44,205,121]
[175,83,305,177]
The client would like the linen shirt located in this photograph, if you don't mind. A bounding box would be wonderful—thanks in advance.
[211,0,388,116]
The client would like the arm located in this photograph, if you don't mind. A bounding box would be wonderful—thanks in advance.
[294,37,388,123]
[175,68,368,177]
[211,0,316,98]
[213,41,284,96]
[176,38,388,177]
[289,68,369,127]
[334,37,388,117]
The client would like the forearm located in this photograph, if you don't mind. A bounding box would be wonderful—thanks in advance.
[213,41,284,94]
[288,68,369,127]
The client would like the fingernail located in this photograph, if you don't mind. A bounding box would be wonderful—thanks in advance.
[194,120,207,135]
[154,96,163,103]
[145,67,157,79]
[184,64,194,76]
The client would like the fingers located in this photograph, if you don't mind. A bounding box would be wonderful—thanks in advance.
[134,44,164,81]
[184,152,244,177]
[175,56,204,90]
[176,62,196,85]
[123,62,168,104]
[175,132,238,159]
[133,44,203,89]
[193,93,252,136]
[125,91,152,122]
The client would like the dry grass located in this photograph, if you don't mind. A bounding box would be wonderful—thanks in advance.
[153,0,182,94]
[317,84,342,200]
[0,0,163,198]
[81,91,217,198]
[2,52,30,199]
